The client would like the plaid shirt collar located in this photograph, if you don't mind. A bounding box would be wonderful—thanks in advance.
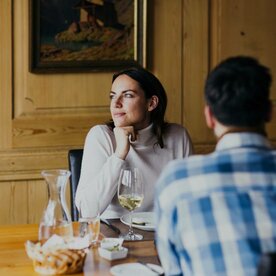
[215,132,272,152]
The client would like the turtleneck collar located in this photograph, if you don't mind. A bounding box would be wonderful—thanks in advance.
[130,124,157,147]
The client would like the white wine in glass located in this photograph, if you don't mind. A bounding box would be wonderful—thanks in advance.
[118,167,144,240]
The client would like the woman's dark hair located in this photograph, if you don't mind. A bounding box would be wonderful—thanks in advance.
[106,67,168,148]
[205,56,272,127]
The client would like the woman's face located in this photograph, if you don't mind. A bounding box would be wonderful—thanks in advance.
[110,74,152,130]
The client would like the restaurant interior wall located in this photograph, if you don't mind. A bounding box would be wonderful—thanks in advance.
[0,0,275,224]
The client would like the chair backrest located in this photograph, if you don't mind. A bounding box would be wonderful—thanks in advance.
[68,149,83,221]
[257,252,276,276]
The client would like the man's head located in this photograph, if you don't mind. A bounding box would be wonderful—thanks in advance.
[204,56,272,131]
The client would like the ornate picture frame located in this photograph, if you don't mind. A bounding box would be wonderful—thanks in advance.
[29,0,147,73]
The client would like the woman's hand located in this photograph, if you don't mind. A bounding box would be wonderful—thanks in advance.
[114,126,136,160]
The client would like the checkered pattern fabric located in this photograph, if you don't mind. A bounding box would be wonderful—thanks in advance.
[155,133,276,276]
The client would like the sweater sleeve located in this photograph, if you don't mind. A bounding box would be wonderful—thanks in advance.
[165,123,194,158]
[75,125,125,215]
[183,127,194,157]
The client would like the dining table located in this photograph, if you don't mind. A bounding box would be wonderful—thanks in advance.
[0,219,162,275]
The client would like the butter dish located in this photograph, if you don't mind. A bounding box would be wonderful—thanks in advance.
[98,246,128,260]
[98,238,128,260]
[100,238,124,249]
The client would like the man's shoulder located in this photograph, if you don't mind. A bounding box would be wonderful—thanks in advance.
[165,152,217,174]
[156,153,216,198]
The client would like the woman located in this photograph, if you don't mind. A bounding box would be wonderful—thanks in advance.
[75,67,193,218]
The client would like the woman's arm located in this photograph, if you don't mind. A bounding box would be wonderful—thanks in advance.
[75,125,125,215]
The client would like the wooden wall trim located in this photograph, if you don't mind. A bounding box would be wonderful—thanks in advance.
[12,114,109,148]
[0,0,12,149]
[0,147,73,181]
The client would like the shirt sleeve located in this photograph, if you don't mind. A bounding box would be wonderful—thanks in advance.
[75,125,125,215]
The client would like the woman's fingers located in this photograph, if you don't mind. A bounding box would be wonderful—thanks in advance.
[129,131,136,142]
[114,126,137,159]
[115,126,136,141]
[126,127,136,142]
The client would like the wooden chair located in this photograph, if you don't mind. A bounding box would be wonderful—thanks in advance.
[68,149,83,221]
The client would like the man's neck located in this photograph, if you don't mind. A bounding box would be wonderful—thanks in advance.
[214,123,267,141]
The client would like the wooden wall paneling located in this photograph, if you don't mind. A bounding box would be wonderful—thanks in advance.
[12,114,105,148]
[0,0,12,149]
[2,0,275,225]
[210,0,276,140]
[150,0,183,124]
[0,181,28,224]
[0,148,69,181]
[210,0,276,85]
[183,0,214,145]
[0,178,69,225]
[27,179,48,224]
[12,0,112,149]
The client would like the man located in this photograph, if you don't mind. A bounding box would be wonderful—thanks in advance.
[155,56,276,276]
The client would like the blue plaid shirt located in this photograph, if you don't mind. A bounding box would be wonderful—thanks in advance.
[155,133,276,276]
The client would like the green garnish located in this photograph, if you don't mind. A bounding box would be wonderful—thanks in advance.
[107,244,120,251]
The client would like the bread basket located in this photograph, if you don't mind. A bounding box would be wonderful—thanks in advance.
[25,240,88,275]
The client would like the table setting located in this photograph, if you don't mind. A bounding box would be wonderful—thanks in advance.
[20,168,164,275]
[121,211,155,232]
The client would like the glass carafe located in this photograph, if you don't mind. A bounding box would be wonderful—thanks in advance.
[39,169,73,243]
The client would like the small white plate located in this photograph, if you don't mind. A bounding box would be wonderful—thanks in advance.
[120,212,155,231]
[110,263,163,276]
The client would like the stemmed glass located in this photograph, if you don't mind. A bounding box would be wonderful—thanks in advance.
[118,167,144,240]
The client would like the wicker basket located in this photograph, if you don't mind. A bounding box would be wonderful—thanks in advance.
[25,240,87,275]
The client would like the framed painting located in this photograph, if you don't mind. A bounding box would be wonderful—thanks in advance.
[29,0,147,73]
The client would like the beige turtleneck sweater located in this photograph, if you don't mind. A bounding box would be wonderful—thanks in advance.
[75,123,193,218]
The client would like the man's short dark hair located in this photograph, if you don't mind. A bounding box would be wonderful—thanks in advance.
[205,56,272,127]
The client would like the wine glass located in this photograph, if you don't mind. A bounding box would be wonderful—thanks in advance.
[118,167,144,240]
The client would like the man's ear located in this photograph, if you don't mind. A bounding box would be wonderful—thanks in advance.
[148,95,159,111]
[204,105,216,129]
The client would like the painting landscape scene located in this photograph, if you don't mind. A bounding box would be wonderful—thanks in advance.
[39,0,134,63]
